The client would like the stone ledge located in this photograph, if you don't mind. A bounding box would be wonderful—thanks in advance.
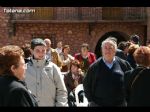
[11,20,147,24]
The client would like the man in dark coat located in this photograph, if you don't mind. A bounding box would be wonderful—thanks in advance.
[83,37,132,107]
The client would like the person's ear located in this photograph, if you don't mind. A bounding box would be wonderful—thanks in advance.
[10,65,16,74]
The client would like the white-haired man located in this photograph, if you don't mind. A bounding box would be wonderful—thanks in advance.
[44,38,62,68]
[83,37,132,107]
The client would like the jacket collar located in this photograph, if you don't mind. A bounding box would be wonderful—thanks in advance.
[3,75,26,86]
[3,75,19,81]
[30,56,49,67]
[81,52,90,59]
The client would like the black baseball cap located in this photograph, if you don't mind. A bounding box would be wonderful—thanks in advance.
[31,38,46,49]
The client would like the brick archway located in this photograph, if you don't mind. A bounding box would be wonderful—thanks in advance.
[94,31,129,59]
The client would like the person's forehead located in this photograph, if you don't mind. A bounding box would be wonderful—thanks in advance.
[81,47,88,50]
[103,42,114,47]
[17,56,25,64]
[20,56,25,60]
[64,47,70,50]
[58,42,62,44]
[34,45,46,50]
[45,39,51,43]
[72,64,78,68]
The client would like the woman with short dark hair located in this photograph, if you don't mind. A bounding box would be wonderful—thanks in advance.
[0,45,38,106]
[125,46,150,106]
[64,59,84,107]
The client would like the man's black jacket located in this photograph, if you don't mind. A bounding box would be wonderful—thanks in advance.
[83,56,132,104]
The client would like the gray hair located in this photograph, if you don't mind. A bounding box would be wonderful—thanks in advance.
[101,38,117,50]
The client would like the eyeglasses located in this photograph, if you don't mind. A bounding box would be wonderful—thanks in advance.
[16,63,27,69]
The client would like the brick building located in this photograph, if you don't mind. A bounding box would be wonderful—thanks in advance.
[0,7,149,58]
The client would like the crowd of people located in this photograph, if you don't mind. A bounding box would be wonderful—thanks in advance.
[0,34,150,107]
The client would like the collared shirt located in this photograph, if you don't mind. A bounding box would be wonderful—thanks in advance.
[102,57,116,69]
[82,55,88,59]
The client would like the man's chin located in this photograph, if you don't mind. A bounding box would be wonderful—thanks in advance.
[36,57,45,60]
[104,55,111,58]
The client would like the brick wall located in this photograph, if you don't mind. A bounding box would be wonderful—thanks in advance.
[1,22,144,55]
[0,7,10,46]
[0,7,146,56]
[13,23,89,55]
[147,7,150,41]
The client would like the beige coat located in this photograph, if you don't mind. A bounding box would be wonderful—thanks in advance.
[25,57,68,106]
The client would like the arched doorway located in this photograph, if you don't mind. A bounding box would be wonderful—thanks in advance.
[95,31,129,59]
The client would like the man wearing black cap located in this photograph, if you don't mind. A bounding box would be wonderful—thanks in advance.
[25,38,68,106]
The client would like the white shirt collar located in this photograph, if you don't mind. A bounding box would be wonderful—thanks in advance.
[102,57,116,69]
